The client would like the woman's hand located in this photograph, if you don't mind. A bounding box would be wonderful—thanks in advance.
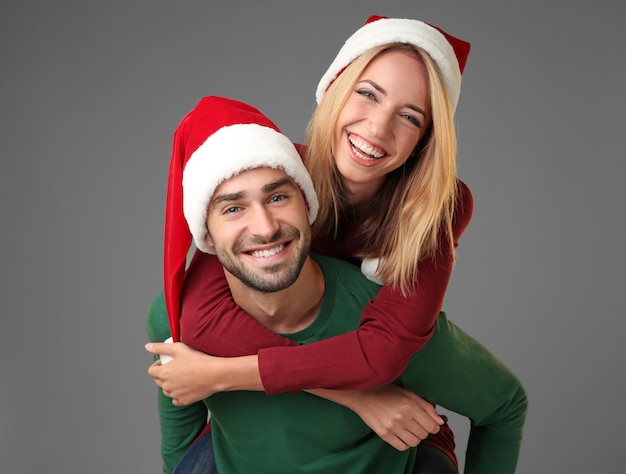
[146,342,218,405]
[146,342,263,406]
[308,385,444,451]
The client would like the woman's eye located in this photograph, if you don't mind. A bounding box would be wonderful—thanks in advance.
[356,88,376,100]
[401,114,422,128]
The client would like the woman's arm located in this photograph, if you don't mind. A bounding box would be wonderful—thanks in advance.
[146,338,446,453]
[179,249,299,357]
[258,255,452,393]
[307,386,444,452]
[258,180,474,393]
[179,181,473,393]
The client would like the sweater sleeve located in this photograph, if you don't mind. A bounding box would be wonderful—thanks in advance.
[146,292,209,474]
[399,312,527,474]
[180,181,473,394]
[180,249,300,357]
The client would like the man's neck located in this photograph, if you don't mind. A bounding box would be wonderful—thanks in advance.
[226,256,325,334]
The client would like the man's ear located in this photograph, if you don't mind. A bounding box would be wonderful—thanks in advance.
[204,232,217,254]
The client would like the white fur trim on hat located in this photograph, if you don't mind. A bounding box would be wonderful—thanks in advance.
[361,257,384,285]
[182,123,319,254]
[315,18,462,111]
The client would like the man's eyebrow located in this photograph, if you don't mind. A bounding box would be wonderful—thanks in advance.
[263,177,297,193]
[211,191,245,208]
[210,177,297,208]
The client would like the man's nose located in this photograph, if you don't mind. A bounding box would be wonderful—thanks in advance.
[249,205,280,237]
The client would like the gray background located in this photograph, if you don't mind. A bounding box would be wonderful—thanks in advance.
[1,1,624,473]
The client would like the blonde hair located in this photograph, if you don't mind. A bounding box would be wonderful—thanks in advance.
[305,44,459,295]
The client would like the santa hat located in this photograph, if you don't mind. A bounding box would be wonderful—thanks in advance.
[163,96,319,341]
[315,15,471,112]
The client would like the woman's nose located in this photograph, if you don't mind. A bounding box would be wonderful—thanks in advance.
[366,106,392,138]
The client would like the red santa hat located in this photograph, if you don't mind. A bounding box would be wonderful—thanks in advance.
[315,15,471,112]
[163,96,319,341]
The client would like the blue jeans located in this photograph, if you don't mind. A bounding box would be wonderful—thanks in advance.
[173,432,457,473]
[413,443,458,474]
[172,431,217,474]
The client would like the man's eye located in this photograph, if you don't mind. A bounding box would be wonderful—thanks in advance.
[270,194,286,203]
[224,206,241,214]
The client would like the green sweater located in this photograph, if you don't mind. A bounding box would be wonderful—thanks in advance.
[147,254,527,473]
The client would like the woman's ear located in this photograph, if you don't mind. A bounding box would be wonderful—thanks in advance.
[413,123,433,158]
[410,145,423,160]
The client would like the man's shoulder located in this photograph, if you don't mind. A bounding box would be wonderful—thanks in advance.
[311,251,357,270]
[311,252,380,298]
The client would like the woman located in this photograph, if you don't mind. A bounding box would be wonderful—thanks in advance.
[148,15,527,474]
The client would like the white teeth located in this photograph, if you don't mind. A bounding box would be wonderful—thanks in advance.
[250,244,285,258]
[349,135,385,160]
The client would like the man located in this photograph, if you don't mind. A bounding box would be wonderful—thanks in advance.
[146,96,526,473]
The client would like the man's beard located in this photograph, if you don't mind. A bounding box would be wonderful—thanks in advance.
[216,226,310,293]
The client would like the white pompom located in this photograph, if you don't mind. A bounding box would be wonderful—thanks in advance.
[159,336,174,365]
[361,258,384,285]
